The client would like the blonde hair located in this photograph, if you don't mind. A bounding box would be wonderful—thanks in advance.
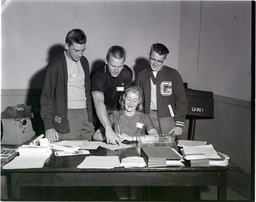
[120,86,143,112]
[106,45,126,62]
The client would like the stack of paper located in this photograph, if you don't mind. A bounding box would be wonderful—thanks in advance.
[189,158,210,167]
[141,145,182,167]
[183,144,221,160]
[3,145,52,169]
[181,144,229,167]
[209,152,230,166]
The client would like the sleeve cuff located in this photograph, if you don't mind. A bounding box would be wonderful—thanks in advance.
[175,121,184,127]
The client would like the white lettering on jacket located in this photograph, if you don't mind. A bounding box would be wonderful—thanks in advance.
[160,81,172,96]
[54,116,61,123]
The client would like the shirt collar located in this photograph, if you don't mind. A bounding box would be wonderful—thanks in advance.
[65,51,77,65]
[104,64,124,78]
[150,64,164,73]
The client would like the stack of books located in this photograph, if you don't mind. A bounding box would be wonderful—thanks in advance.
[141,145,182,167]
[0,147,18,163]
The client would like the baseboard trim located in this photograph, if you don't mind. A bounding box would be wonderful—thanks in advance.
[1,89,42,96]
[214,94,251,109]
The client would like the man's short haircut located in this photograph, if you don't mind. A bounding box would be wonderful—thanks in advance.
[150,43,169,56]
[65,29,87,46]
[106,45,126,62]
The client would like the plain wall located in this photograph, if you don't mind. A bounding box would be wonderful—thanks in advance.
[2,0,181,90]
[178,1,252,173]
[179,1,251,101]
[1,0,253,174]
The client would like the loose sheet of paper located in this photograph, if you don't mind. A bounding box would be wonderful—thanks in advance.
[51,140,102,150]
[177,140,207,147]
[99,142,132,151]
[55,150,90,156]
[3,151,52,169]
[49,140,132,151]
[77,156,120,169]
[53,140,88,147]
[81,141,102,150]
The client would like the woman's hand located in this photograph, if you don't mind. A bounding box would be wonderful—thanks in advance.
[119,133,132,142]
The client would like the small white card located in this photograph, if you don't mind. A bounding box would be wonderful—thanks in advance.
[136,122,144,129]
[116,86,124,91]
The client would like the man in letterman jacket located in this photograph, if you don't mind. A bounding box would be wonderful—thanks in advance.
[136,43,188,139]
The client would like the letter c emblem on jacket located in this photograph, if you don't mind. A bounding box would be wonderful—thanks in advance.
[160,81,172,96]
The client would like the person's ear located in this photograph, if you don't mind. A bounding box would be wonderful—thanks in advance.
[64,43,69,50]
[105,59,108,65]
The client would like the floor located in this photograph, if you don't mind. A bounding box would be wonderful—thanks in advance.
[226,168,252,200]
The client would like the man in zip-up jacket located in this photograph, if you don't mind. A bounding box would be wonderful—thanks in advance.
[40,29,94,142]
[136,43,188,139]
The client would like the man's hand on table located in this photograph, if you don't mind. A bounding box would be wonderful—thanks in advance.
[45,128,59,142]
[105,126,121,145]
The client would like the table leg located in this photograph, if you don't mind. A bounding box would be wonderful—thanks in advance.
[194,186,201,200]
[218,171,227,200]
[143,186,149,200]
[11,174,20,200]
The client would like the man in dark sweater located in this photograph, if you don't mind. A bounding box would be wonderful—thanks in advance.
[40,29,94,142]
[136,43,188,140]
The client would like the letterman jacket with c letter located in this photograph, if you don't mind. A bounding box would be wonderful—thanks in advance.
[136,65,188,128]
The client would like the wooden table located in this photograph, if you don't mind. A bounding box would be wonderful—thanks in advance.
[1,145,229,200]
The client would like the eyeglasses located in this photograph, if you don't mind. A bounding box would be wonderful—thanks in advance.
[149,58,164,66]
